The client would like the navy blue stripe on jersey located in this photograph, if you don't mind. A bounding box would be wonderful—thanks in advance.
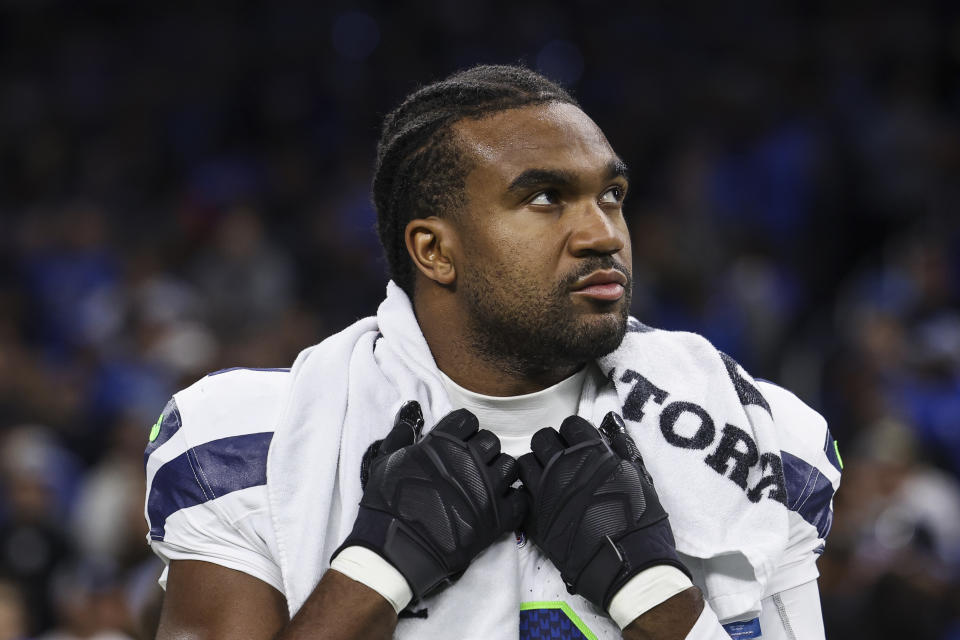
[147,432,273,540]
[782,450,834,538]
[519,606,590,639]
[207,366,291,377]
[824,428,843,473]
[144,398,182,466]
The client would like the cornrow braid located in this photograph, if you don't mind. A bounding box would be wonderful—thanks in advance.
[372,64,579,296]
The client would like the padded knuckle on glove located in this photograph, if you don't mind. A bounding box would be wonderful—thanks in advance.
[469,429,501,462]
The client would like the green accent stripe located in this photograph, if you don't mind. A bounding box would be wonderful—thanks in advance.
[148,415,163,442]
[520,601,598,640]
[834,440,844,469]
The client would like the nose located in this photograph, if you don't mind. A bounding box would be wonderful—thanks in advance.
[567,201,626,257]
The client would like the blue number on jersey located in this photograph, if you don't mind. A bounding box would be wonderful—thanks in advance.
[519,602,596,640]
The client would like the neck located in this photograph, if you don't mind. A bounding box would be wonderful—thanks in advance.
[414,286,583,397]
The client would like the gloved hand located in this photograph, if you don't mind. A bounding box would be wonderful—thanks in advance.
[335,402,527,602]
[518,412,690,611]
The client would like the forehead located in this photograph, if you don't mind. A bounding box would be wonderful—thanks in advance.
[452,102,618,186]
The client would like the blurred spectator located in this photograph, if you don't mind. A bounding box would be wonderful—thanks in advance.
[70,414,152,569]
[192,206,295,339]
[820,419,960,638]
[38,561,134,640]
[0,427,78,634]
[0,580,28,640]
[17,206,119,359]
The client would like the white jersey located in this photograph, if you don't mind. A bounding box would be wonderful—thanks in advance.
[145,354,841,639]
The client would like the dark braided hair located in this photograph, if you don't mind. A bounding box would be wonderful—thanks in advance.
[373,64,579,296]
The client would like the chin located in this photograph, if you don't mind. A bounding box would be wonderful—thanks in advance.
[568,313,629,360]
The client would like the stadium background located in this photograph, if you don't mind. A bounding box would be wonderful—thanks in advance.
[1,1,959,638]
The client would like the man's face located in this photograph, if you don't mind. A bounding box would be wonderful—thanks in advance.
[449,102,633,373]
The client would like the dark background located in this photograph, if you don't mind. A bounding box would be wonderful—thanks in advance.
[0,1,958,638]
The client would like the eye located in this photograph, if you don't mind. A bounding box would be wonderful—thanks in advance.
[529,190,560,206]
[599,186,625,204]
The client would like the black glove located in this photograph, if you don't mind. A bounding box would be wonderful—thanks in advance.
[335,402,527,601]
[518,412,690,611]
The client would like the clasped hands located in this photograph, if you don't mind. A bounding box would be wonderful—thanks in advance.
[335,402,689,613]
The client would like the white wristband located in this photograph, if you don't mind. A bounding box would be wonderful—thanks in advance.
[329,546,413,614]
[608,565,694,629]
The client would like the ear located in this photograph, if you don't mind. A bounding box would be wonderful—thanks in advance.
[405,217,458,286]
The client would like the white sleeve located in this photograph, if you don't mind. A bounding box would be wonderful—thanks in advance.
[758,380,842,595]
[143,370,290,593]
[757,580,825,639]
[150,485,282,593]
[683,580,824,640]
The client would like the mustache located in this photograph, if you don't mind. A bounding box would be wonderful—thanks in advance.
[562,257,632,289]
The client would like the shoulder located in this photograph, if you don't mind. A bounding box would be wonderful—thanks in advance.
[146,366,292,460]
[757,380,837,467]
[163,366,292,445]
[144,367,292,542]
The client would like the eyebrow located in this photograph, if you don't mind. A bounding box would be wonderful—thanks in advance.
[609,158,630,181]
[506,159,630,193]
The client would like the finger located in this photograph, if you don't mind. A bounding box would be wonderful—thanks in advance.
[433,408,480,441]
[598,410,626,441]
[502,489,529,532]
[379,401,423,455]
[469,429,501,463]
[490,453,518,493]
[558,415,602,447]
[599,412,641,462]
[530,427,565,467]
[397,400,425,439]
[517,452,542,494]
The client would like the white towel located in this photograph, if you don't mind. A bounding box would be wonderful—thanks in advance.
[594,322,788,619]
[267,283,788,626]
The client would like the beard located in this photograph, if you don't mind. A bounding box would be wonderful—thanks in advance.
[460,256,632,376]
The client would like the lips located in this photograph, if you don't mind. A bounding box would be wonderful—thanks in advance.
[570,269,628,301]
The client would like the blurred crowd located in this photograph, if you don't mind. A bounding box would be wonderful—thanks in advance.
[1,2,959,638]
